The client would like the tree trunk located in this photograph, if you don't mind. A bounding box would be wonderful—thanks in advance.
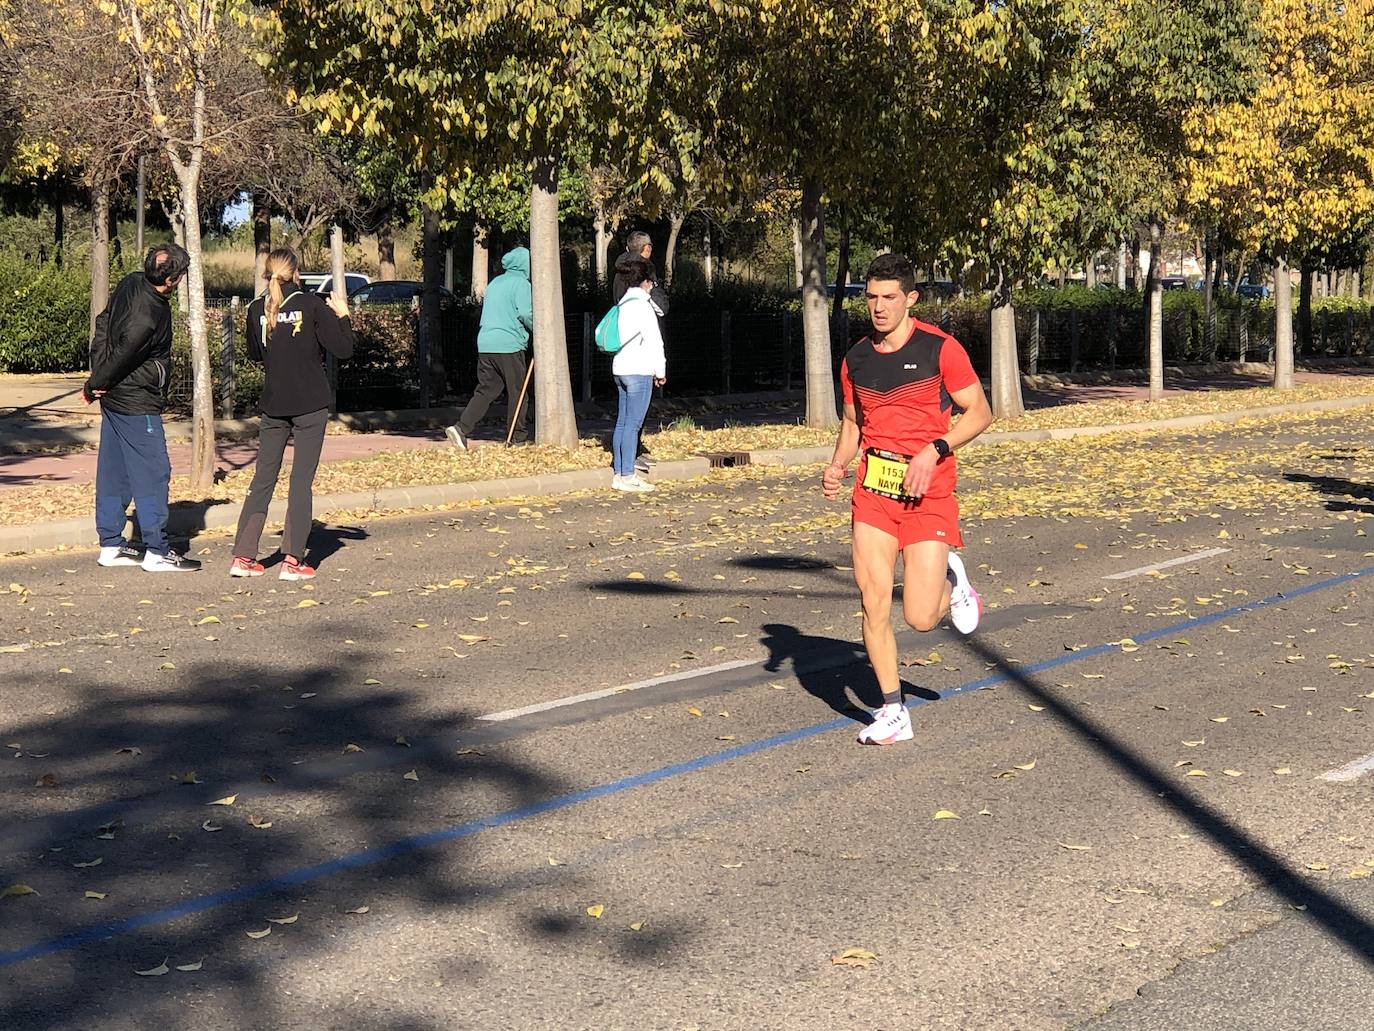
[444,244,454,293]
[792,217,804,289]
[989,267,1024,420]
[172,207,190,314]
[703,223,714,289]
[1273,253,1294,389]
[1202,229,1215,361]
[798,177,837,429]
[330,224,347,304]
[832,208,850,321]
[1297,261,1313,353]
[177,173,215,491]
[1116,240,1127,290]
[664,210,684,285]
[89,179,111,347]
[1084,252,1097,290]
[530,147,578,446]
[135,155,147,257]
[592,206,610,291]
[252,190,271,294]
[420,205,446,404]
[1147,220,1164,400]
[377,216,396,280]
[471,217,490,300]
[1352,269,1362,300]
[54,201,64,266]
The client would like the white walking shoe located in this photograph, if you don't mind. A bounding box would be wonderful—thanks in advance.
[444,425,467,450]
[857,703,913,746]
[612,475,652,493]
[98,544,143,567]
[946,551,981,635]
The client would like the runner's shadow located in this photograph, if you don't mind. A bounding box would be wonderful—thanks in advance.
[759,623,939,725]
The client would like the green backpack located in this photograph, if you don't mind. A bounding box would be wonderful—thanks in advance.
[595,297,631,354]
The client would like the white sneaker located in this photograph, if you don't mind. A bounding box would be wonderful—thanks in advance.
[857,703,913,745]
[612,475,650,493]
[142,549,202,573]
[629,475,656,492]
[946,551,981,634]
[444,425,467,450]
[98,544,143,567]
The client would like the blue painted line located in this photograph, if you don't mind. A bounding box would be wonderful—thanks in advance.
[3,562,1370,969]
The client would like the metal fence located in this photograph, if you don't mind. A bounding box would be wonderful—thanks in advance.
[169,299,1374,417]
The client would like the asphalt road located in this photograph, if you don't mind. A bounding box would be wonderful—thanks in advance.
[1,412,1372,1031]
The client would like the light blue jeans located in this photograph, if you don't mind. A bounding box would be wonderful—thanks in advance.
[612,375,654,477]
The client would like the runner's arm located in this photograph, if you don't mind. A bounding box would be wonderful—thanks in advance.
[822,402,860,500]
[901,379,994,498]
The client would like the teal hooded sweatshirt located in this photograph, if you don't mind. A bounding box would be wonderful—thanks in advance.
[477,247,533,354]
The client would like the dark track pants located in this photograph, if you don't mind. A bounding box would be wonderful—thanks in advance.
[95,410,172,554]
[233,407,329,560]
[456,352,531,444]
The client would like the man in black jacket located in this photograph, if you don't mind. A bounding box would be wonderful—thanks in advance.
[83,243,201,572]
[611,231,669,314]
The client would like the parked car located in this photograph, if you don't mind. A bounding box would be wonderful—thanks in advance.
[824,282,867,299]
[1236,280,1271,300]
[914,279,959,299]
[1157,276,1190,291]
[301,272,371,296]
[349,280,458,307]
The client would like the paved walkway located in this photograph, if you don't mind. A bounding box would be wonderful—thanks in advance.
[2,368,1370,492]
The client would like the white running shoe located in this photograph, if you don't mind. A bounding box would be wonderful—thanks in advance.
[628,475,656,492]
[612,475,651,492]
[946,551,981,635]
[444,425,467,450]
[98,544,143,567]
[857,703,913,745]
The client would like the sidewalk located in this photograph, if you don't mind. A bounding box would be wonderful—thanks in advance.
[3,366,1374,557]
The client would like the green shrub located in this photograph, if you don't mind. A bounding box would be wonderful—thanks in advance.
[0,255,92,372]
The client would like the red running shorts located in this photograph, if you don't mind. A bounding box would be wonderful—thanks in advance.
[851,483,963,550]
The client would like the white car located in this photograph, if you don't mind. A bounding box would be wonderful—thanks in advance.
[300,272,371,296]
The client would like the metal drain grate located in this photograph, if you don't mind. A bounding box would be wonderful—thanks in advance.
[700,451,750,469]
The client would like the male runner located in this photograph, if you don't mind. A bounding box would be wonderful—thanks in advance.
[822,253,994,745]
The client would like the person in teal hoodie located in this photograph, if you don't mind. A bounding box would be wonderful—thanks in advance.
[446,246,533,447]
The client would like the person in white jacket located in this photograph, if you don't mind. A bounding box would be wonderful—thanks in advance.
[610,256,667,492]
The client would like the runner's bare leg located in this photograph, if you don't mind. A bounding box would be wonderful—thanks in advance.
[901,539,953,631]
[852,520,903,700]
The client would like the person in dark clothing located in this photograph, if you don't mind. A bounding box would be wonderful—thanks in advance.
[445,246,533,449]
[83,243,200,572]
[611,230,670,314]
[230,247,355,581]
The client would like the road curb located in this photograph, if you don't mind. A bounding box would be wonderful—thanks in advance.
[0,458,712,557]
[3,394,1370,558]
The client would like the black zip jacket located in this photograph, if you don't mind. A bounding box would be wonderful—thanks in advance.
[245,290,355,418]
[84,274,174,415]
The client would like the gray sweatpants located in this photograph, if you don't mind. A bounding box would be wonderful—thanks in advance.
[233,406,329,560]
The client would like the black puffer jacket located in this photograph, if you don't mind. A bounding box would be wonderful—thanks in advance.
[84,273,174,415]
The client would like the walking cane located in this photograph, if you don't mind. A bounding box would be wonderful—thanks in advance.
[505,356,535,445]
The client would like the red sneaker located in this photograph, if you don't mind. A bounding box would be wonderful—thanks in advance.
[279,556,316,581]
[229,556,265,577]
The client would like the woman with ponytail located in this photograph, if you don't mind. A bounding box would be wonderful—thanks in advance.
[230,248,354,580]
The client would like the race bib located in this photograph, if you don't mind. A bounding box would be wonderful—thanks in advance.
[860,448,914,500]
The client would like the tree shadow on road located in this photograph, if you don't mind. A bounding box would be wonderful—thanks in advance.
[1283,471,1374,514]
[0,638,690,1028]
[962,633,1374,966]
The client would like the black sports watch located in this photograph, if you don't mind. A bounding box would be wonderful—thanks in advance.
[931,438,952,460]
